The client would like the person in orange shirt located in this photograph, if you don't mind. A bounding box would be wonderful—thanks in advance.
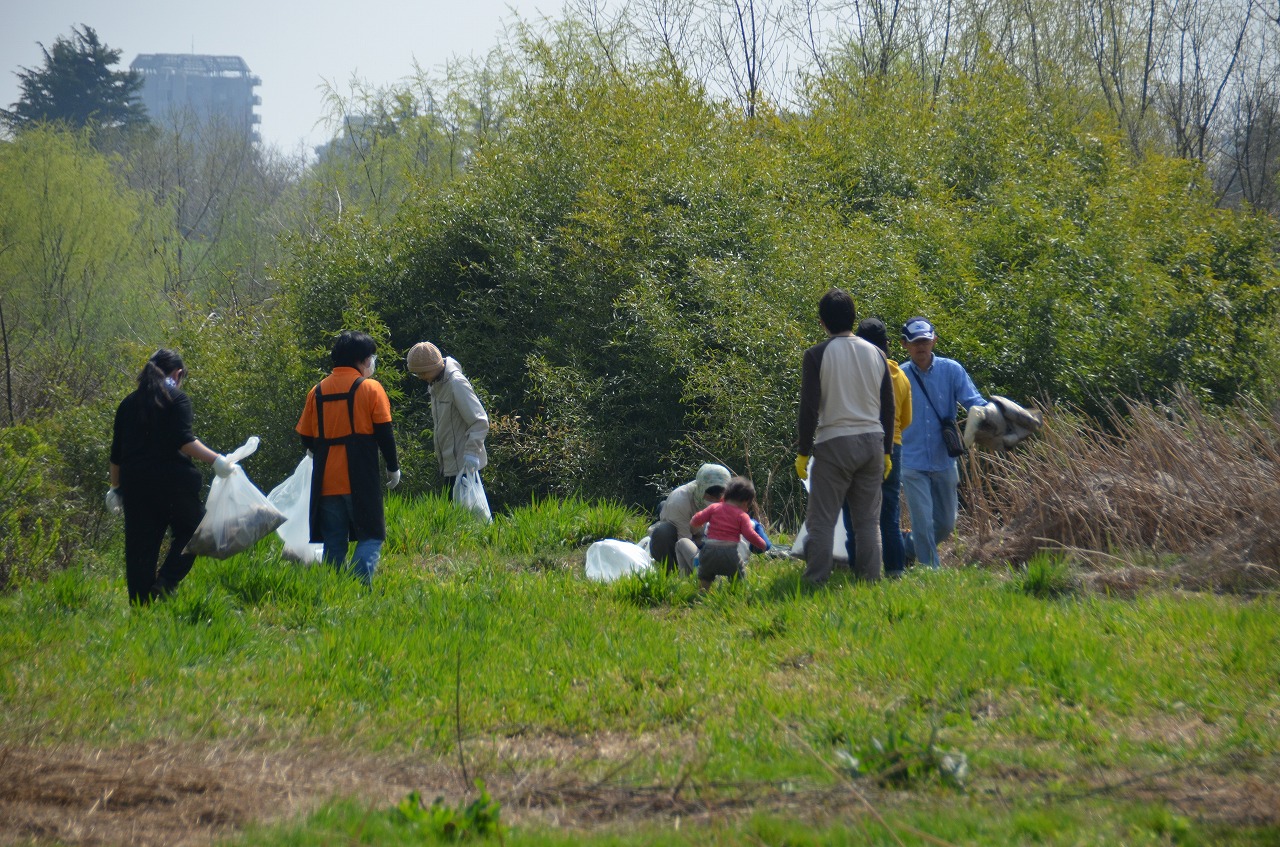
[295,331,400,585]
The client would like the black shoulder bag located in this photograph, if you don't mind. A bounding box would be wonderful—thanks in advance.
[908,365,968,458]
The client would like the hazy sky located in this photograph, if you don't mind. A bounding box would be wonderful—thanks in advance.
[1,0,553,155]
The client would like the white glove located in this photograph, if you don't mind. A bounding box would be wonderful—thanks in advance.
[386,469,401,489]
[105,487,123,515]
[212,454,236,478]
[462,453,481,474]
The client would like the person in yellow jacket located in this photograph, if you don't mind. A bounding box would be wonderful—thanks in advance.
[842,318,913,577]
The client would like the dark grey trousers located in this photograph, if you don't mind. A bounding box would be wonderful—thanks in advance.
[803,433,883,585]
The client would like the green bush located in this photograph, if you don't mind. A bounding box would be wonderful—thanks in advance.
[0,426,73,589]
[276,22,1280,526]
[169,303,319,492]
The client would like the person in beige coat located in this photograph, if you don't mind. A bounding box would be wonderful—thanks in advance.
[406,342,489,492]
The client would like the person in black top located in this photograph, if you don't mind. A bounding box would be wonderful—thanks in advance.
[108,349,234,604]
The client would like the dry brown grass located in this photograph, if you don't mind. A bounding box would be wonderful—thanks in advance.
[961,390,1280,593]
[0,738,874,846]
[3,738,1276,846]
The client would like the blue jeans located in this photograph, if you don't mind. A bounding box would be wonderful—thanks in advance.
[901,463,959,569]
[318,495,382,586]
[843,443,904,574]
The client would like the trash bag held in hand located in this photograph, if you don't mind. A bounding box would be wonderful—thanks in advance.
[184,437,286,559]
[453,468,492,523]
[266,453,323,564]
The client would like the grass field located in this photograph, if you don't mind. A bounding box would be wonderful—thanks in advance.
[2,493,1278,845]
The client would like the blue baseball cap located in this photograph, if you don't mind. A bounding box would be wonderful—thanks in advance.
[901,317,936,342]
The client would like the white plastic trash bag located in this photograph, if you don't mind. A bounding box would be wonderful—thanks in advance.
[585,539,653,583]
[793,456,848,560]
[266,453,323,564]
[789,520,848,561]
[184,437,286,559]
[453,469,492,522]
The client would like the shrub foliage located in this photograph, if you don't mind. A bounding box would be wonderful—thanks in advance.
[277,24,1280,517]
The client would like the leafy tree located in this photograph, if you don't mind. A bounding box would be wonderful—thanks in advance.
[282,21,839,514]
[1,25,148,136]
[307,55,512,226]
[122,116,300,303]
[0,126,167,423]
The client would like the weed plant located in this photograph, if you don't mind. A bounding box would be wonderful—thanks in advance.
[1015,551,1077,599]
[385,492,647,561]
[395,780,503,841]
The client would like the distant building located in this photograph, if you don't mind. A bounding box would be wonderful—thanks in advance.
[130,53,261,143]
[313,114,375,163]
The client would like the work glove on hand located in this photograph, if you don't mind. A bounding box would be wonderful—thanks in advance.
[461,453,481,475]
[105,487,123,516]
[794,454,809,481]
[212,454,236,478]
[386,469,401,489]
[884,454,893,481]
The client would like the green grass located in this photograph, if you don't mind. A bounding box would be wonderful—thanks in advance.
[2,495,1278,845]
[241,797,1280,846]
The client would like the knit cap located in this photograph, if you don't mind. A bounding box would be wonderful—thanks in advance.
[406,341,443,376]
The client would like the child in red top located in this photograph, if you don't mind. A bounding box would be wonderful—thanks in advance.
[689,476,768,590]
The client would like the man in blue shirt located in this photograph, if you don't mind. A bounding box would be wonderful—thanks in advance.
[899,317,987,569]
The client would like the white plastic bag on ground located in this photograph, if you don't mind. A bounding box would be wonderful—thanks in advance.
[453,469,492,522]
[585,539,653,582]
[266,453,323,564]
[184,437,286,559]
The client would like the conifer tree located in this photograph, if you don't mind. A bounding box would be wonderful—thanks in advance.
[1,25,148,134]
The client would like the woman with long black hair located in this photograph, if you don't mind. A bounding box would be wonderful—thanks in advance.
[107,348,233,603]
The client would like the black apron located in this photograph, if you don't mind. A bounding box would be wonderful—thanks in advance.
[308,377,386,542]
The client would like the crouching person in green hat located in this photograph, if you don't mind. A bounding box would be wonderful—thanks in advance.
[648,463,732,575]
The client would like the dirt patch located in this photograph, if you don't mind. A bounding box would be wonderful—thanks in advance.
[2,739,1277,845]
[0,738,865,845]
[0,740,453,846]
[1128,770,1280,827]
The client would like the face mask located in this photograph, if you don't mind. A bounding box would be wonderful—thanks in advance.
[164,376,179,390]
[367,355,377,375]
